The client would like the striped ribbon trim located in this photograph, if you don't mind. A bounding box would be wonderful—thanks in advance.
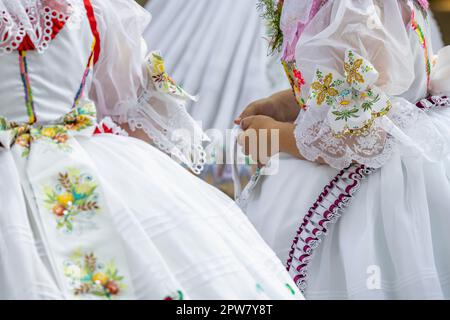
[18,50,37,124]
[72,39,96,108]
[411,10,431,91]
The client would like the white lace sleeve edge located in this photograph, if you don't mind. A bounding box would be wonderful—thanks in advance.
[112,52,210,175]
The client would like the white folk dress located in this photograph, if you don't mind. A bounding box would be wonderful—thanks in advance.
[0,0,302,300]
[243,0,450,299]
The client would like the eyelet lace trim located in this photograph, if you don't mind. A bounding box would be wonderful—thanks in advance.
[94,117,129,137]
[0,0,82,55]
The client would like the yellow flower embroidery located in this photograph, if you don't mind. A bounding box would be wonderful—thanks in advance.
[339,99,351,106]
[311,73,339,105]
[41,127,57,138]
[344,58,364,85]
[15,132,31,148]
[151,53,166,75]
[64,115,93,132]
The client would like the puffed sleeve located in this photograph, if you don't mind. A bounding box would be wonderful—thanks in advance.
[89,0,208,174]
[292,0,446,169]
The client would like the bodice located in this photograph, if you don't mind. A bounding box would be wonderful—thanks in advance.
[0,3,94,124]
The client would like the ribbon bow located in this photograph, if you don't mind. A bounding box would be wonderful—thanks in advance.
[0,102,97,156]
[307,50,391,137]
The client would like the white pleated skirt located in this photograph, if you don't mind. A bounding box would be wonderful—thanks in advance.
[0,132,302,300]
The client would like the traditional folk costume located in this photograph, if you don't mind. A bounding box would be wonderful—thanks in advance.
[0,0,302,300]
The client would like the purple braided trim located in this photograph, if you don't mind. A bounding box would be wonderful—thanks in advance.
[285,164,375,292]
[416,95,450,109]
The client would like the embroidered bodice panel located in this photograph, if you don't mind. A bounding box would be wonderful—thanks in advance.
[0,2,93,124]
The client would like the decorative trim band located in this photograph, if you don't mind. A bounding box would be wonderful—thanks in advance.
[18,50,37,124]
[286,164,375,292]
[416,95,450,110]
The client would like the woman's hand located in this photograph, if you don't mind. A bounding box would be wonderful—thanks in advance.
[238,115,304,165]
[234,90,300,125]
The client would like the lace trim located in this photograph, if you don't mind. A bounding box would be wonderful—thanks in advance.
[94,117,129,136]
[294,114,396,169]
[294,94,439,170]
[286,164,375,292]
[0,0,82,55]
[116,87,208,175]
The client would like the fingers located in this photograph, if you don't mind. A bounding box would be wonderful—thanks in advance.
[239,115,257,131]
[235,100,263,124]
[237,130,257,164]
[237,129,273,166]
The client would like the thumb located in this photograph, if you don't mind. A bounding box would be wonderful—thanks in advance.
[237,101,262,123]
[240,116,257,131]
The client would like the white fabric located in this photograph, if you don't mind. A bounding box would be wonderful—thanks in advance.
[143,0,288,133]
[431,46,450,96]
[429,10,445,51]
[0,1,93,123]
[245,0,450,299]
[90,0,208,173]
[293,0,445,169]
[0,0,303,300]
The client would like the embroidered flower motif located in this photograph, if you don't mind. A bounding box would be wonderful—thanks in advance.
[43,168,100,233]
[63,103,97,132]
[15,132,31,148]
[64,114,93,131]
[1,102,98,157]
[282,60,307,108]
[293,68,306,87]
[30,125,71,152]
[63,249,126,300]
[344,57,364,85]
[310,71,341,106]
[307,50,391,137]
[147,51,197,101]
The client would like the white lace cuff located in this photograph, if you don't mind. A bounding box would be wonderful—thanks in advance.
[294,51,447,169]
[115,52,209,174]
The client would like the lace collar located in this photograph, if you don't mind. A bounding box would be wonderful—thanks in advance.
[0,0,82,55]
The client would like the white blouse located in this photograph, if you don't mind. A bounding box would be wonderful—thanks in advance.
[285,0,450,169]
[90,0,208,174]
[0,0,208,174]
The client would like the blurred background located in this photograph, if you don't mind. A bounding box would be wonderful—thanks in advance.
[431,0,450,44]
